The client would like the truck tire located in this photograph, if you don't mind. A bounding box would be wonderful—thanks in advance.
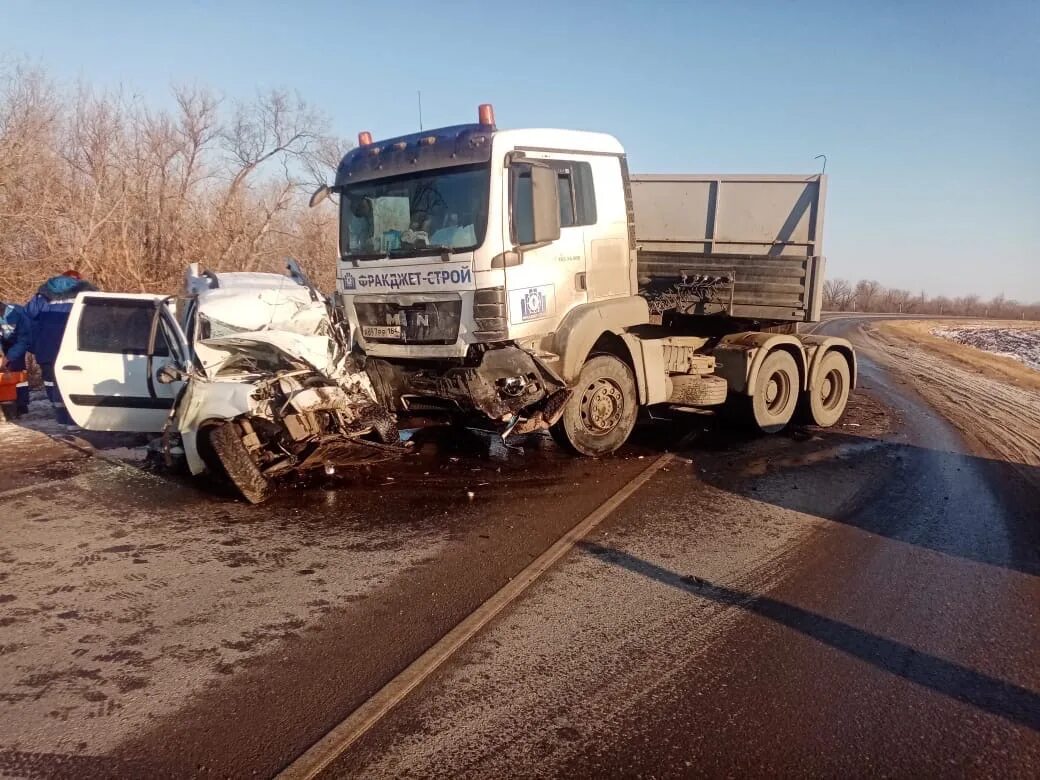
[550,354,638,456]
[748,349,800,434]
[208,422,272,504]
[799,350,851,427]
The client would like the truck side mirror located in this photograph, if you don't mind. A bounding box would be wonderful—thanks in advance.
[309,184,333,208]
[511,162,561,246]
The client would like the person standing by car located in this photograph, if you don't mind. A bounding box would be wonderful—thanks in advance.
[0,300,32,416]
[24,270,96,426]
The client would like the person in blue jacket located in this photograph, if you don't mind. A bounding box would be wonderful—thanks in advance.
[24,270,97,426]
[0,300,32,415]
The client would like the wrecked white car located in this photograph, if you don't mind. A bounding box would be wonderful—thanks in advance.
[55,263,400,503]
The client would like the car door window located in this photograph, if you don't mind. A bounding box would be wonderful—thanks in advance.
[78,298,169,356]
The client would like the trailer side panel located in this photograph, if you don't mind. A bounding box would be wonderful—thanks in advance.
[631,174,827,323]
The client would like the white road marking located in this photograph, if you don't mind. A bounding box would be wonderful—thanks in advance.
[277,452,674,780]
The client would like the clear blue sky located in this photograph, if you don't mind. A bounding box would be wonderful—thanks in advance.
[4,0,1038,300]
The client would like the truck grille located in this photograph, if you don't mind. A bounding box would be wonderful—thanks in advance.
[472,286,507,342]
[354,298,461,344]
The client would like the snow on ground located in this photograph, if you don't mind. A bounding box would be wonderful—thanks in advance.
[2,390,151,461]
[10,392,69,435]
[931,325,1040,372]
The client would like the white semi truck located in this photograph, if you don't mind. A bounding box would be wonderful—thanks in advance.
[314,104,855,455]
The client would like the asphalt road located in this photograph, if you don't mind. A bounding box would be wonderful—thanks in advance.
[0,318,1037,778]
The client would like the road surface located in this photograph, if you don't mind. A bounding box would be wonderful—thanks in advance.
[0,318,1037,778]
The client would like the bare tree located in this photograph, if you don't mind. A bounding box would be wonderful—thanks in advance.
[824,278,853,311]
[0,66,343,300]
[853,279,882,312]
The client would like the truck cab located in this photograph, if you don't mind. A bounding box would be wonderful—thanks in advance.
[335,121,633,361]
[326,105,854,454]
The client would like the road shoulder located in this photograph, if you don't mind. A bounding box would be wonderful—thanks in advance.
[861,319,1040,489]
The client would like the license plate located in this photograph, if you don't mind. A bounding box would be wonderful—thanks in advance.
[362,325,402,339]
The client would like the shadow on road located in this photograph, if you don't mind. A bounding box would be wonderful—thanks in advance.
[580,541,1040,732]
[650,404,1040,577]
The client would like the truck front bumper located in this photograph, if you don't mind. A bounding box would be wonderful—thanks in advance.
[364,344,568,423]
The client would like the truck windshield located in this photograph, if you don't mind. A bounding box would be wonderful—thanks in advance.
[340,163,490,260]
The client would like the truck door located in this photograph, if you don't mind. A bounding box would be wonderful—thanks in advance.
[505,156,594,340]
[55,293,190,432]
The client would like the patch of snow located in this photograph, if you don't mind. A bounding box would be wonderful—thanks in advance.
[3,392,68,435]
[97,446,149,462]
[2,391,151,461]
[931,325,1040,372]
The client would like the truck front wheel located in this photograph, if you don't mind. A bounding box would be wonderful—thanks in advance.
[550,354,639,456]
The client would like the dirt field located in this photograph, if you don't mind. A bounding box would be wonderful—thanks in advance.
[882,320,1040,391]
[862,319,1040,488]
[931,323,1040,372]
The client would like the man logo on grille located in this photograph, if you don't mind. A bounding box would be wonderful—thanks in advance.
[520,288,547,319]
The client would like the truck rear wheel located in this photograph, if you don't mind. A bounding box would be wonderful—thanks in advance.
[748,349,800,433]
[800,350,851,427]
[550,354,638,456]
[208,422,272,504]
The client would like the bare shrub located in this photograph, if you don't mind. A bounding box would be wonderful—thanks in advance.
[0,65,343,302]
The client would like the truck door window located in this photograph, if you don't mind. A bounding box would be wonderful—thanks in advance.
[573,161,597,225]
[78,299,170,356]
[513,169,535,244]
[547,161,596,227]
[557,170,576,227]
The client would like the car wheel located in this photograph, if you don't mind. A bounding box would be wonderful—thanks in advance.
[208,422,272,504]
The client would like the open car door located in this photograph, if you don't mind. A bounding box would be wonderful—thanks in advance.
[55,293,191,432]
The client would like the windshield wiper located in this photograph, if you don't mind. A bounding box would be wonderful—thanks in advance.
[387,244,456,259]
[346,244,463,262]
[345,251,391,261]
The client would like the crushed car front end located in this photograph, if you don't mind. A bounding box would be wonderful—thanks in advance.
[176,330,401,503]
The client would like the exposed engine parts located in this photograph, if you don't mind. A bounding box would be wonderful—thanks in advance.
[239,370,400,481]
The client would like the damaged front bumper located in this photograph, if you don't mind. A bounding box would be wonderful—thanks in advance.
[364,344,571,436]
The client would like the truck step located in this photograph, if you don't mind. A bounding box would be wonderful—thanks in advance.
[661,344,715,375]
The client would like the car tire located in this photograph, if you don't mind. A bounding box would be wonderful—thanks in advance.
[208,422,272,504]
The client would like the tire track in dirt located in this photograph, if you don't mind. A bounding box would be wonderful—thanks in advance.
[858,323,1040,484]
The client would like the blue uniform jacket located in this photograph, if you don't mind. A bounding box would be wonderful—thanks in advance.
[1,303,32,364]
[24,276,97,364]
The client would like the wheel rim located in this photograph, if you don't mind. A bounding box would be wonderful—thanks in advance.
[764,370,791,414]
[819,368,844,410]
[579,378,625,434]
